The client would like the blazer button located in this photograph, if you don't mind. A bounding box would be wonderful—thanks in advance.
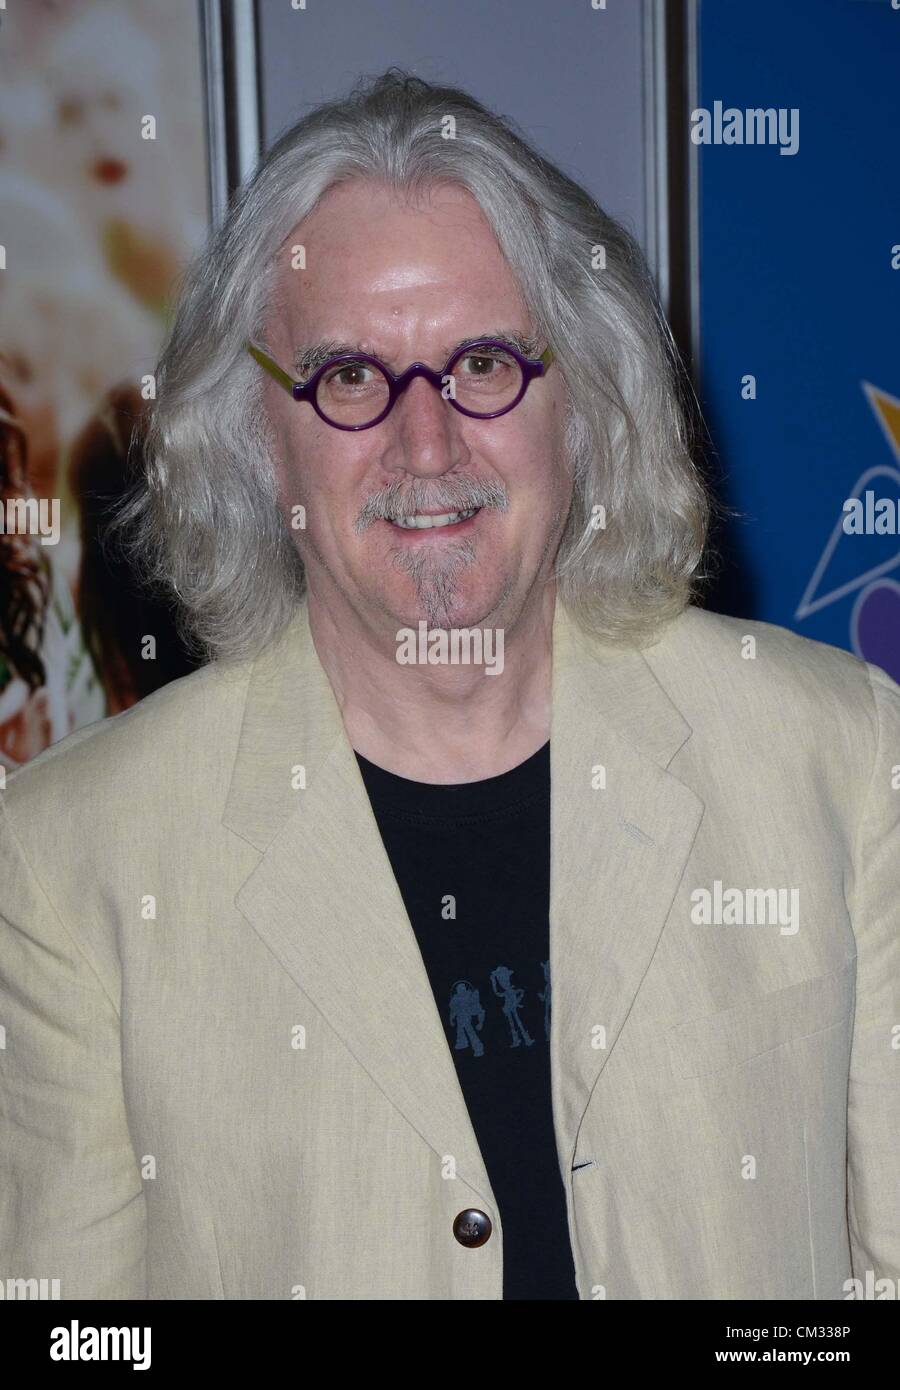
[453,1208,492,1247]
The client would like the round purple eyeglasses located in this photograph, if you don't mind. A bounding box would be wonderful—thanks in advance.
[245,338,555,431]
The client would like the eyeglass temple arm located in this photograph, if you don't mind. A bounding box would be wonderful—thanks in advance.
[539,346,554,370]
[246,342,298,395]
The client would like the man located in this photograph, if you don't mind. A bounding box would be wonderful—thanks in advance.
[1,70,898,1301]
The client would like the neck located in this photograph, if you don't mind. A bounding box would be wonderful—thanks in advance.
[305,583,556,784]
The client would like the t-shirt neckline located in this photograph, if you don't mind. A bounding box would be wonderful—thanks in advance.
[354,739,550,819]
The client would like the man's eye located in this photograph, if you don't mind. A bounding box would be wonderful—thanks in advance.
[328,364,371,386]
[459,350,515,375]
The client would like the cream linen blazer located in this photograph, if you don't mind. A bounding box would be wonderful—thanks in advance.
[1,595,898,1301]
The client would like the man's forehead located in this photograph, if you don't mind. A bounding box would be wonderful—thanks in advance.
[272,242,520,310]
[269,189,535,368]
[273,184,520,308]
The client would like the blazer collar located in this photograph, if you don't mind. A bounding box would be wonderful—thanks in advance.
[223,592,693,848]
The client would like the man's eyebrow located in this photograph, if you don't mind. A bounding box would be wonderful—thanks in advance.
[291,330,542,378]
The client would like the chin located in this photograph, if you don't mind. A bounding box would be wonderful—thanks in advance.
[394,588,508,633]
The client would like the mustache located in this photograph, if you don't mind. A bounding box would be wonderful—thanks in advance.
[355,478,509,533]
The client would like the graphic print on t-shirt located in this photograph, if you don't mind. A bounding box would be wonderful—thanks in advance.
[491,965,534,1047]
[449,979,486,1056]
[448,960,550,1056]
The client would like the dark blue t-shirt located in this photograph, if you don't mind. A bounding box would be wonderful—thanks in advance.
[354,739,579,1300]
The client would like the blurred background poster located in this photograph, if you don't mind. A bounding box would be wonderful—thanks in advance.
[0,0,210,774]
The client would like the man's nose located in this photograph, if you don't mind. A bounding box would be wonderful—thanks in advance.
[384,373,467,474]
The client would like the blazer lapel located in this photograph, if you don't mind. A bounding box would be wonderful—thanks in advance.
[548,602,705,1167]
[222,599,495,1203]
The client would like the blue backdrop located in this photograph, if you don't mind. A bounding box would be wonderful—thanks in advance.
[697,0,900,681]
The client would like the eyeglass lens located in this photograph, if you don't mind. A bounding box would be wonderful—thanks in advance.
[314,344,524,426]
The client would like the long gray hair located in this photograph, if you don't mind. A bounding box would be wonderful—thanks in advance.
[109,68,712,663]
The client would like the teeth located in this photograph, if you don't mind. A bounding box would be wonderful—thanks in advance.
[392,508,479,530]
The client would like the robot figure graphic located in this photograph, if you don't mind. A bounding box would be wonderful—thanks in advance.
[449,980,486,1057]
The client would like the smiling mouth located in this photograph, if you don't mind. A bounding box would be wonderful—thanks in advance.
[388,507,481,530]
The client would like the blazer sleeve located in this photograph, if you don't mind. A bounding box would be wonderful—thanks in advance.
[0,795,147,1298]
[847,662,900,1282]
